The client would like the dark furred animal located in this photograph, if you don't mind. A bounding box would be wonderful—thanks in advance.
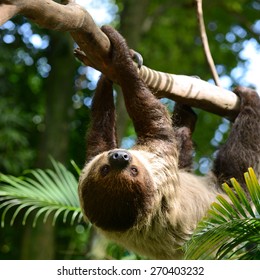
[78,26,260,259]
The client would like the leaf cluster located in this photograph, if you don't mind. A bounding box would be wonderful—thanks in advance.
[0,159,83,228]
[185,168,260,260]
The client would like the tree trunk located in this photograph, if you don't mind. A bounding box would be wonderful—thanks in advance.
[36,32,76,166]
[21,32,77,260]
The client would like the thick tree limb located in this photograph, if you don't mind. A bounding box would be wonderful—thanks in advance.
[0,0,240,118]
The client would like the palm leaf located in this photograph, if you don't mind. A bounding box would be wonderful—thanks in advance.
[185,168,260,260]
[0,159,83,227]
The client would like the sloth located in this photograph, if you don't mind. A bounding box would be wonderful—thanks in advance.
[78,25,260,259]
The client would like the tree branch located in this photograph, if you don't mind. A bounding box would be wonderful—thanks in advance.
[139,66,239,119]
[0,0,240,118]
[0,3,20,24]
[196,0,221,87]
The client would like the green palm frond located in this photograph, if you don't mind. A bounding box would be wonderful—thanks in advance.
[0,159,83,227]
[185,168,260,260]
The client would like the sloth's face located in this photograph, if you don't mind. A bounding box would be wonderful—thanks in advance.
[78,149,155,232]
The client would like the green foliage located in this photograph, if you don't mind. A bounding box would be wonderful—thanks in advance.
[0,159,83,227]
[106,242,141,260]
[136,0,260,79]
[185,168,260,260]
[0,98,35,174]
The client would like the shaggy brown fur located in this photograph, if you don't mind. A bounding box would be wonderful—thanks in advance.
[78,26,260,259]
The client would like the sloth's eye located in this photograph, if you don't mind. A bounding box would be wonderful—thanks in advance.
[100,165,110,177]
[130,166,138,177]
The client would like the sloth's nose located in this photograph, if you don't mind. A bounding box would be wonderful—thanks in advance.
[108,150,132,169]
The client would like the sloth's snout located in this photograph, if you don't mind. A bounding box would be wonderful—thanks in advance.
[108,150,132,169]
